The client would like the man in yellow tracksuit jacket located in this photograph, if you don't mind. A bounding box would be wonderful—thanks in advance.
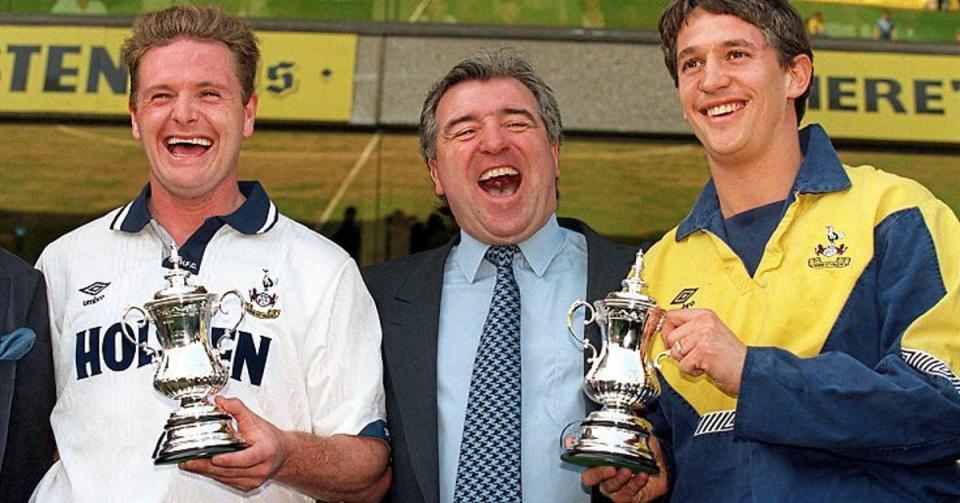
[583,0,960,501]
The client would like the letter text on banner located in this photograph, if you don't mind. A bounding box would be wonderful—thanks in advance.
[804,50,960,144]
[0,25,357,122]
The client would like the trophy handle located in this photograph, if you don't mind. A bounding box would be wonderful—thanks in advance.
[559,419,582,452]
[121,305,161,363]
[567,300,599,362]
[215,290,246,359]
[653,350,673,372]
[651,313,671,372]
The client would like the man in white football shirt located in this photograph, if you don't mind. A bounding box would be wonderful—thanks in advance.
[34,5,389,502]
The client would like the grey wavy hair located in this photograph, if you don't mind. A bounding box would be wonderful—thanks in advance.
[418,48,563,165]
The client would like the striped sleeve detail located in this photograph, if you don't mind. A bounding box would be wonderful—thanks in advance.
[901,348,960,394]
[694,409,736,436]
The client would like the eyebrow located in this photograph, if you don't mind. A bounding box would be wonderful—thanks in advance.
[503,107,538,123]
[140,83,173,95]
[442,113,478,135]
[441,107,539,135]
[677,38,760,60]
[140,81,230,94]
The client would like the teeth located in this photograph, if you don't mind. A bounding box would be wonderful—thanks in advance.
[707,102,746,117]
[479,167,518,182]
[166,137,212,146]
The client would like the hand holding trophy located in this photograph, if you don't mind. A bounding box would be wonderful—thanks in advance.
[121,245,248,464]
[561,249,668,474]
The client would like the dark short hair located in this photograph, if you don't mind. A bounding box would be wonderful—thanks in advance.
[658,0,813,122]
[418,48,562,166]
[122,5,260,108]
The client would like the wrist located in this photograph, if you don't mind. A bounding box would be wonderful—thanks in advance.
[273,429,298,480]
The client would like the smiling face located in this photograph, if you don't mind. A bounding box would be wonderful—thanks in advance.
[675,8,810,168]
[129,37,256,202]
[428,77,560,245]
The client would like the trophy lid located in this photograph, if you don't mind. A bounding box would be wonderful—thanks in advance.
[605,249,656,305]
[155,245,207,299]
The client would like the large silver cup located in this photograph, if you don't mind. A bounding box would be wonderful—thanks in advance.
[122,246,248,464]
[561,249,667,474]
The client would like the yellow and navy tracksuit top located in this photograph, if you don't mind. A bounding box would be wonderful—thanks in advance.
[643,125,960,500]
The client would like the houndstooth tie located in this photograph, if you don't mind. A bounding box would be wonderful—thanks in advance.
[454,245,522,502]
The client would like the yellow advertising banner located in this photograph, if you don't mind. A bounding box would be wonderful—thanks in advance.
[803,50,960,144]
[0,25,356,122]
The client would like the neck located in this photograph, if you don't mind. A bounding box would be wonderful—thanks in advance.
[147,180,245,246]
[708,128,804,218]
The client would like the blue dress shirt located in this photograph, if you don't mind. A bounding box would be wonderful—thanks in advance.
[437,215,591,503]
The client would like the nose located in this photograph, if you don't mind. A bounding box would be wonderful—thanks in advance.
[478,124,509,154]
[698,58,730,93]
[171,95,199,124]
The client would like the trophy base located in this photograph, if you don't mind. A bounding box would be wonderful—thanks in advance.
[561,410,659,475]
[154,404,248,465]
[155,443,246,465]
[562,449,658,474]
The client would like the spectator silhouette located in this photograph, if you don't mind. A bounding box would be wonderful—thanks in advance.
[410,212,452,253]
[806,11,826,38]
[332,206,362,260]
[874,9,897,41]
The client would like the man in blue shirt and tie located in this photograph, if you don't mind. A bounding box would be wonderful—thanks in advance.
[363,48,638,502]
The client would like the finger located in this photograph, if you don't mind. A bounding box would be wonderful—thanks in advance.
[659,311,684,336]
[181,458,267,480]
[610,472,650,501]
[670,339,683,360]
[581,466,618,486]
[179,458,213,473]
[662,322,697,356]
[211,441,266,468]
[600,467,633,494]
[664,308,709,324]
[201,473,265,493]
[677,350,706,377]
[215,396,252,419]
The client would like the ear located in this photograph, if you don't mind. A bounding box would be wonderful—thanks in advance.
[242,93,258,138]
[550,141,560,178]
[784,53,813,101]
[677,92,689,123]
[129,104,141,140]
[428,158,445,197]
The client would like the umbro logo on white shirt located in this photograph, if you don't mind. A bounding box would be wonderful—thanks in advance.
[79,281,110,306]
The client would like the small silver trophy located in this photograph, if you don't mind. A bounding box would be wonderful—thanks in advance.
[122,246,248,464]
[560,249,666,474]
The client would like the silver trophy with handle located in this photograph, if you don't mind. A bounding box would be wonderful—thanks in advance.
[122,245,247,464]
[560,249,667,474]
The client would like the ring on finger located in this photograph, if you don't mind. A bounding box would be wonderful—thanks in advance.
[674,340,684,356]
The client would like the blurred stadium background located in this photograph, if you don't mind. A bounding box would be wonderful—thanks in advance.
[1,0,959,266]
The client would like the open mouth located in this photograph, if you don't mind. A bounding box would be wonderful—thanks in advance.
[704,101,747,118]
[478,166,522,197]
[165,136,213,157]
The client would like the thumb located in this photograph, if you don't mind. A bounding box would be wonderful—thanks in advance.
[215,396,253,421]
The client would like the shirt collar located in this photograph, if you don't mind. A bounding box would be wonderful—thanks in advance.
[675,123,850,241]
[110,180,278,235]
[452,214,565,283]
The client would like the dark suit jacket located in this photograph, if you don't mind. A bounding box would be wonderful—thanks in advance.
[0,248,56,503]
[362,218,636,503]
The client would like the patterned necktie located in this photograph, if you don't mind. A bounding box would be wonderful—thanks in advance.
[454,245,522,502]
